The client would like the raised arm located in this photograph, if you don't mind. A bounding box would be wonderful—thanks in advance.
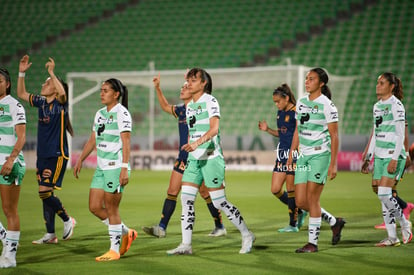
[17,55,32,102]
[153,73,174,115]
[46,57,66,104]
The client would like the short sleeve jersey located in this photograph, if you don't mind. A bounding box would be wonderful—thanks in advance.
[29,94,69,158]
[372,95,405,158]
[276,107,296,159]
[173,103,189,160]
[186,93,223,160]
[0,95,26,166]
[296,94,338,156]
[93,103,132,170]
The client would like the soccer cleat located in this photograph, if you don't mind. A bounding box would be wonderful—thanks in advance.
[166,243,192,255]
[32,233,58,244]
[278,225,299,233]
[0,257,16,268]
[401,221,412,244]
[297,210,308,229]
[120,229,137,256]
[375,238,400,247]
[239,231,255,254]
[95,250,120,262]
[374,222,386,230]
[208,227,227,237]
[142,225,166,238]
[331,217,346,245]
[403,203,414,220]
[295,243,318,253]
[63,217,76,240]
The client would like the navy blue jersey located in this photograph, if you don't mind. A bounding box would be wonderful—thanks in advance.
[276,107,296,159]
[30,94,69,159]
[173,104,189,160]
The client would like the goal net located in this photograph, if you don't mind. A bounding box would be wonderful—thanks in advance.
[67,64,356,169]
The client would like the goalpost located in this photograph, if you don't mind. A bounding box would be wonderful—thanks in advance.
[67,64,356,169]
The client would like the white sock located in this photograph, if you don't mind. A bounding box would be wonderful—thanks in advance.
[5,231,20,260]
[209,189,249,236]
[181,185,198,245]
[121,222,129,235]
[108,224,122,253]
[308,217,321,246]
[321,208,336,226]
[0,221,6,241]
[378,186,398,239]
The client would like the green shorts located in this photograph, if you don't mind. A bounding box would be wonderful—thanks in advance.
[90,167,130,193]
[182,156,225,188]
[373,157,406,181]
[294,151,330,185]
[0,163,25,186]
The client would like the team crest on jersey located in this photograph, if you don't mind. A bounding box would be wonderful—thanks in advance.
[285,115,290,122]
[196,106,202,115]
[0,107,3,116]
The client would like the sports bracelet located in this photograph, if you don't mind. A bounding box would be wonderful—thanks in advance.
[121,163,129,168]
[18,72,25,77]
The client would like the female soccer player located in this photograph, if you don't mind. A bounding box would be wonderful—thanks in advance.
[288,68,345,253]
[0,68,26,268]
[362,122,414,230]
[258,84,306,232]
[361,72,412,246]
[73,78,135,261]
[142,74,225,238]
[17,55,76,245]
[167,68,254,255]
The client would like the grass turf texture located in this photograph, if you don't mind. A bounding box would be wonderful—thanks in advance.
[1,169,413,274]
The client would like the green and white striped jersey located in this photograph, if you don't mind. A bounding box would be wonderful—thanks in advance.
[186,93,223,160]
[296,94,338,156]
[0,95,25,166]
[372,95,405,159]
[93,103,132,170]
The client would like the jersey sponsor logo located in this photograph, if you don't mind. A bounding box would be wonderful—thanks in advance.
[374,108,389,116]
[375,116,383,128]
[97,124,105,136]
[300,113,310,125]
[189,116,196,128]
[298,104,318,114]
[39,117,50,124]
[211,106,219,115]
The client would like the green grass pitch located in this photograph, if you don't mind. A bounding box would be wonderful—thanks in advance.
[1,169,413,274]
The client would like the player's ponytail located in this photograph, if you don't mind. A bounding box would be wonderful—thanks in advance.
[273,83,296,105]
[381,72,403,100]
[57,76,74,137]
